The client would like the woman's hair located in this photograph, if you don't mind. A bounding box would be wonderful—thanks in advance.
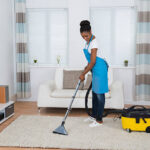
[80,20,91,33]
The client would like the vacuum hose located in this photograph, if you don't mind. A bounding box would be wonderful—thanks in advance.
[85,81,92,116]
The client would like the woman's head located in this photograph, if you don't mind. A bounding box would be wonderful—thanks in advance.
[80,20,92,42]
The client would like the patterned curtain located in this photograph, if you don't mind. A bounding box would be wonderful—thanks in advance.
[135,0,150,101]
[15,0,31,98]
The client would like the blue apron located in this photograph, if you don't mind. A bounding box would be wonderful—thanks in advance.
[83,35,109,94]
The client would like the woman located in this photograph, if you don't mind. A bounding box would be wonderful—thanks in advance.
[79,20,109,127]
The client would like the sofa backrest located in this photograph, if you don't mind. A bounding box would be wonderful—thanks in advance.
[54,67,113,89]
[108,67,113,87]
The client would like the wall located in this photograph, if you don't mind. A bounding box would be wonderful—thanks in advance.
[0,0,14,99]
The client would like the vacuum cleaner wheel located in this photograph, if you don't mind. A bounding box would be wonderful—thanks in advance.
[126,128,131,133]
[146,126,150,133]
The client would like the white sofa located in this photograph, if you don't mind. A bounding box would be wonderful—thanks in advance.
[37,67,124,112]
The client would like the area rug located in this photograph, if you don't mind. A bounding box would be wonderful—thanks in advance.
[0,115,150,150]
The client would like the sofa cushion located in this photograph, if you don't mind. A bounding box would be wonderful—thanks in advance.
[50,89,111,99]
[63,70,84,90]
[51,89,80,98]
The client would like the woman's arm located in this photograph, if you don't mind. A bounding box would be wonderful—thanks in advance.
[84,63,89,70]
[79,48,97,81]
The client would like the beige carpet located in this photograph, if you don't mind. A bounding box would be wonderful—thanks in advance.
[0,115,150,150]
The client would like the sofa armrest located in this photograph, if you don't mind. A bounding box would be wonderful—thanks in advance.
[37,80,55,107]
[109,80,124,109]
[39,80,55,96]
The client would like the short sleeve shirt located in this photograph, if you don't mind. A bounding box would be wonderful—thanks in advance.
[85,39,104,59]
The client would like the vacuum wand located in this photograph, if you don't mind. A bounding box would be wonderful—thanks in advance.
[53,80,81,135]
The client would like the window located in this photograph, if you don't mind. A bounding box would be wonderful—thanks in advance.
[90,7,136,66]
[27,9,68,65]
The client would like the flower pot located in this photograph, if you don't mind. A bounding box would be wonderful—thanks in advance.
[33,60,37,64]
[124,62,128,67]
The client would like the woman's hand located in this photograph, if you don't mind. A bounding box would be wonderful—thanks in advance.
[79,74,85,82]
[84,65,88,70]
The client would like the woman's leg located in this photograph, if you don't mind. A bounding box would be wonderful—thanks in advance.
[91,91,98,119]
[96,93,105,122]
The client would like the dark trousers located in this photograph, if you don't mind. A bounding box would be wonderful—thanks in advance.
[91,91,105,121]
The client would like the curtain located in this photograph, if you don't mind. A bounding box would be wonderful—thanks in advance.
[135,0,150,101]
[15,0,31,98]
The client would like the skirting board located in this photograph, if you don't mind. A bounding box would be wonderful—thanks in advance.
[10,94,17,102]
[125,100,150,106]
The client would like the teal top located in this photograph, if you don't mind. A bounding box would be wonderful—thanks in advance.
[83,35,109,94]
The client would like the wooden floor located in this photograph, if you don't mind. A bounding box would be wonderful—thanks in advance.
[0,101,149,150]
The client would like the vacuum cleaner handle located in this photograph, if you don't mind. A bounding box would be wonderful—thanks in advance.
[75,80,81,92]
[129,105,146,110]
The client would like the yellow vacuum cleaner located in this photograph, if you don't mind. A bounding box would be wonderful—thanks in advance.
[121,105,150,133]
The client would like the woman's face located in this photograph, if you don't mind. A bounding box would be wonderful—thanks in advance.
[81,31,92,42]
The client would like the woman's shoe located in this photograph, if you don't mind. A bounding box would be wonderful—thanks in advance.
[89,120,103,127]
[84,116,96,123]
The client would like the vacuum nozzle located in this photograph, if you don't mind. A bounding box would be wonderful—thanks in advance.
[53,123,68,135]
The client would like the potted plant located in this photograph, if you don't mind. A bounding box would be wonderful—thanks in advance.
[124,60,128,67]
[33,59,38,64]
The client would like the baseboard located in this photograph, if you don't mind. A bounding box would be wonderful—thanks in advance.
[10,94,17,102]
[17,99,36,102]
[125,101,150,106]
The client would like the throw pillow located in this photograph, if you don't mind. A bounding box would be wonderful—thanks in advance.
[63,70,84,90]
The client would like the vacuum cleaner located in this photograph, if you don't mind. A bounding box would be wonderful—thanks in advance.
[121,105,150,133]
